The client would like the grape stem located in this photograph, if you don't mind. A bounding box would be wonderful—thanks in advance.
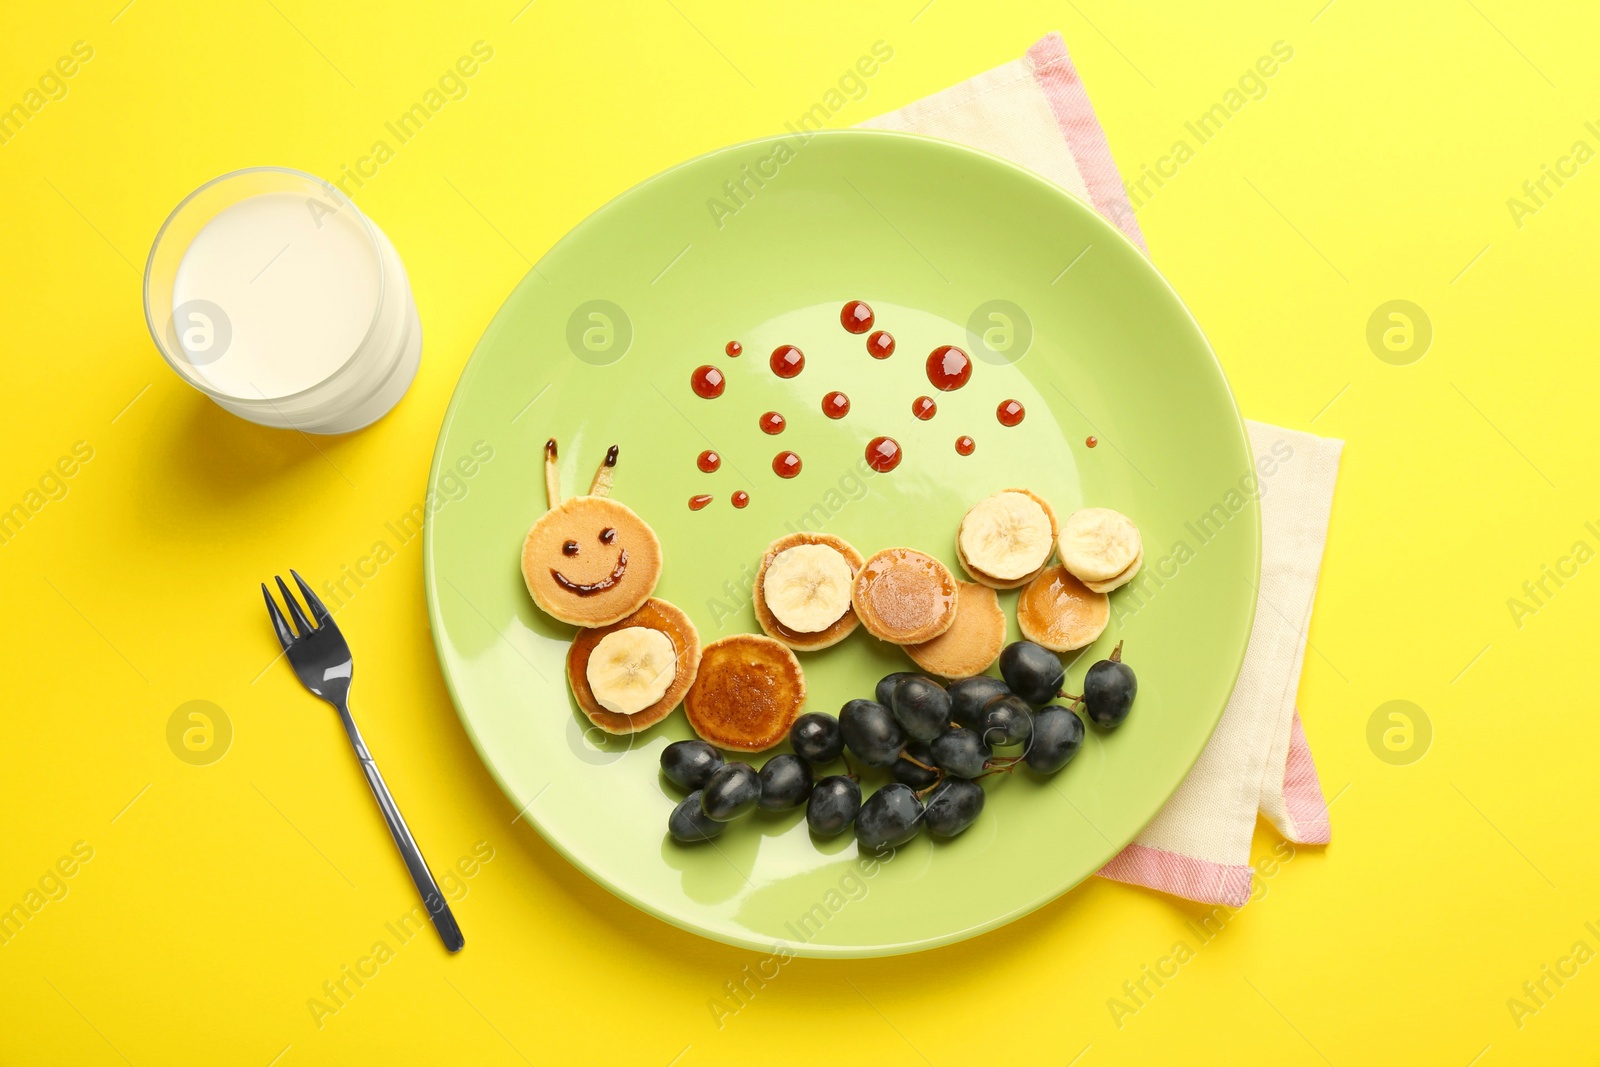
[975,758,1024,781]
[914,777,945,799]
[899,751,938,773]
[1110,640,1124,663]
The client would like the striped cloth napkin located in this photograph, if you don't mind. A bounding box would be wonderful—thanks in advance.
[860,33,1342,906]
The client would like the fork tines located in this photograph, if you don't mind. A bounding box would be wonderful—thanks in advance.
[261,569,333,649]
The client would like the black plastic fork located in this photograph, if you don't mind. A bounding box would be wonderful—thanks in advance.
[262,571,464,953]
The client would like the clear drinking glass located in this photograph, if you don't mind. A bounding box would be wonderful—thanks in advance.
[143,167,421,434]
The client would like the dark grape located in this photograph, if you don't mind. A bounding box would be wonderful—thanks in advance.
[875,671,920,707]
[980,694,1033,747]
[923,778,985,837]
[891,676,952,741]
[660,739,723,791]
[807,775,862,836]
[892,739,941,789]
[839,698,906,767]
[1025,706,1086,773]
[757,754,813,811]
[929,727,990,778]
[1084,643,1137,728]
[856,783,923,851]
[668,791,726,842]
[700,762,761,820]
[790,712,844,764]
[999,641,1065,705]
[949,676,1009,730]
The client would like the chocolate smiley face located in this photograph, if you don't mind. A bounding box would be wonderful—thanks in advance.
[522,495,663,627]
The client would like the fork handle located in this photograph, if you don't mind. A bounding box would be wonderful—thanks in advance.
[356,754,465,953]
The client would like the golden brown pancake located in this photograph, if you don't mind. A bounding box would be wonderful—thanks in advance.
[1016,565,1109,652]
[752,532,865,651]
[852,548,959,645]
[956,487,1060,589]
[522,495,662,627]
[906,580,1006,679]
[684,634,806,751]
[566,598,700,734]
[1084,548,1144,593]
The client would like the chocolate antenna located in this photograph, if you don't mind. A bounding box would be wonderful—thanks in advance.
[543,438,561,509]
[589,444,619,497]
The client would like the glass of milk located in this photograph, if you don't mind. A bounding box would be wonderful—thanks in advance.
[143,167,421,433]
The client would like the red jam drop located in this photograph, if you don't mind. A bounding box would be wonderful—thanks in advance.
[697,449,721,473]
[689,494,713,511]
[1086,435,1098,448]
[867,331,895,359]
[822,391,851,419]
[770,345,805,378]
[841,300,874,334]
[725,340,742,357]
[955,435,975,456]
[773,451,802,478]
[865,436,902,473]
[732,490,750,508]
[912,396,937,421]
[760,411,787,435]
[691,365,725,399]
[997,399,1025,426]
[926,346,972,391]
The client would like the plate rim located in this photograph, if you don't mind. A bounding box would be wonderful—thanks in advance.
[423,127,1262,957]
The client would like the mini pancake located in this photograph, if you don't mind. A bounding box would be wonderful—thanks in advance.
[753,532,865,651]
[906,580,1007,679]
[1085,547,1144,594]
[566,598,700,734]
[956,488,1060,590]
[684,634,806,751]
[852,548,959,645]
[523,495,662,627]
[1016,565,1109,652]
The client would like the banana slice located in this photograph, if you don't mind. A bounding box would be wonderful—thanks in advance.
[958,490,1055,583]
[585,626,677,716]
[1084,547,1143,593]
[762,543,854,633]
[1058,508,1142,583]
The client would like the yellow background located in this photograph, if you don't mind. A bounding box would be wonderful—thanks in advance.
[3,0,1597,1063]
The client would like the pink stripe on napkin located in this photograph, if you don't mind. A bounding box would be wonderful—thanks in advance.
[1097,844,1254,908]
[1281,710,1333,845]
[1025,33,1149,254]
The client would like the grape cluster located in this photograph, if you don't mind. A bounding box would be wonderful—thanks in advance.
[663,640,1137,851]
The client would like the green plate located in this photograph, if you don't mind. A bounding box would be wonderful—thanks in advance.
[425,130,1259,958]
